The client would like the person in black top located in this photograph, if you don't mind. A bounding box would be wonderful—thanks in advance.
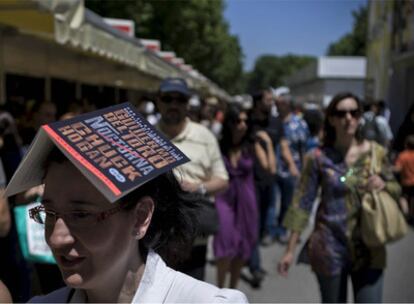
[246,89,297,288]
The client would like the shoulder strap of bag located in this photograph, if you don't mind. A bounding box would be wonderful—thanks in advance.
[369,142,376,175]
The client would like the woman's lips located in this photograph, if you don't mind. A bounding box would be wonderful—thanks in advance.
[59,256,86,268]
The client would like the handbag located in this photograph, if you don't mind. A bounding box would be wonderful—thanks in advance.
[14,201,56,264]
[195,198,219,236]
[360,143,408,247]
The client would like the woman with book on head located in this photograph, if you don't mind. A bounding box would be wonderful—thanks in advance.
[277,92,401,303]
[5,105,248,303]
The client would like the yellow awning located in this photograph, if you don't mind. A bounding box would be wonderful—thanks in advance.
[0,0,54,36]
[0,0,231,100]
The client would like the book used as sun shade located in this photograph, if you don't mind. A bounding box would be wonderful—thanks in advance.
[5,102,189,203]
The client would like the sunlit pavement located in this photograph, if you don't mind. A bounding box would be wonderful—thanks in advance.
[206,226,414,302]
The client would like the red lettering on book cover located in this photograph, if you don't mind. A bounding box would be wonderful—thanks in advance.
[42,125,122,197]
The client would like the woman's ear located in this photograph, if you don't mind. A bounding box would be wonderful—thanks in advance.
[133,196,154,240]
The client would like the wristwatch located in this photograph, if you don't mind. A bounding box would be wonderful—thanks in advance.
[197,183,207,195]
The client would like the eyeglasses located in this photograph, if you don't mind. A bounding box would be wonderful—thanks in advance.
[160,95,188,104]
[332,109,361,118]
[29,204,125,228]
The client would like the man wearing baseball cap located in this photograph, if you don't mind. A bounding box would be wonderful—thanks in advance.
[156,77,229,281]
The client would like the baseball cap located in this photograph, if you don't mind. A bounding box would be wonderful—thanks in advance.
[205,97,219,106]
[272,86,290,98]
[159,77,191,97]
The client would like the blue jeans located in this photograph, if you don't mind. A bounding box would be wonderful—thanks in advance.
[272,175,297,237]
[264,182,278,238]
[249,181,273,272]
[248,242,260,273]
[255,182,275,239]
[316,268,384,303]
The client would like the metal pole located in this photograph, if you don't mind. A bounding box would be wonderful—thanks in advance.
[0,29,5,105]
[45,43,51,101]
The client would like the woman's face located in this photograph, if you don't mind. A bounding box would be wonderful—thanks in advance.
[235,112,248,134]
[232,111,248,144]
[329,97,361,138]
[42,161,147,290]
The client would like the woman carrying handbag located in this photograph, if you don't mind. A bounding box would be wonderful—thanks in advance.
[277,92,403,303]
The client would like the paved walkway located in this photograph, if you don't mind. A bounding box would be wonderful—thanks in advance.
[205,227,414,302]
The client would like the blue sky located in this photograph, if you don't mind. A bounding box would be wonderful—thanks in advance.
[224,0,367,71]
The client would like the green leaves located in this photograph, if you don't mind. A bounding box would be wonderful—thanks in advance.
[246,54,315,93]
[326,5,367,56]
[85,0,243,95]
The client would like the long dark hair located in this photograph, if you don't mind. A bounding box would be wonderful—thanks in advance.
[44,148,198,267]
[219,104,249,157]
[120,171,197,267]
[323,92,364,147]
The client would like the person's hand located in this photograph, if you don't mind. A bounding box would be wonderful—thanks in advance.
[255,130,272,145]
[365,174,385,191]
[277,251,294,277]
[289,165,300,178]
[180,181,199,193]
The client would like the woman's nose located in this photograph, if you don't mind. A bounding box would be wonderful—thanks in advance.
[345,112,353,120]
[47,218,75,249]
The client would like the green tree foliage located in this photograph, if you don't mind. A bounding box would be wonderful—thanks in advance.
[246,54,315,93]
[326,5,367,56]
[85,0,243,94]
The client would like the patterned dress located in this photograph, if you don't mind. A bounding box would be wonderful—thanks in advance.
[283,141,401,276]
[213,151,258,260]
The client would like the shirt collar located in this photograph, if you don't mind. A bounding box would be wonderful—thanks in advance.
[171,118,191,143]
[69,289,87,303]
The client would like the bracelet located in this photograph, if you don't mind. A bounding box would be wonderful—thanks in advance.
[197,183,207,195]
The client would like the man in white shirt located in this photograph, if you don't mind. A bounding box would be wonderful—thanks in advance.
[156,78,228,280]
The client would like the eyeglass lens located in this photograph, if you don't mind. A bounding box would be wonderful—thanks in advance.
[29,205,123,228]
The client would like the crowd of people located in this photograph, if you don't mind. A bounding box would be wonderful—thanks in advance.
[0,77,413,303]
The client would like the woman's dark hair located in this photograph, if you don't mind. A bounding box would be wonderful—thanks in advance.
[303,109,324,137]
[219,103,249,157]
[44,148,198,267]
[323,92,364,147]
[121,171,198,267]
[251,92,264,108]
[404,134,414,150]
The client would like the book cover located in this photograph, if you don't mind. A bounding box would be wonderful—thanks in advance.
[6,102,189,203]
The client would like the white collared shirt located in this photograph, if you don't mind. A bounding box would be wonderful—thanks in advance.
[68,250,247,303]
[163,119,229,186]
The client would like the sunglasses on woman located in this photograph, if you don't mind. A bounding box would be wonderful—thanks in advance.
[236,117,248,124]
[332,109,361,118]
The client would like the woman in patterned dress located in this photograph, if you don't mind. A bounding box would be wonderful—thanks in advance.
[277,92,401,303]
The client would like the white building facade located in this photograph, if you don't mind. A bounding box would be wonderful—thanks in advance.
[285,57,366,108]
